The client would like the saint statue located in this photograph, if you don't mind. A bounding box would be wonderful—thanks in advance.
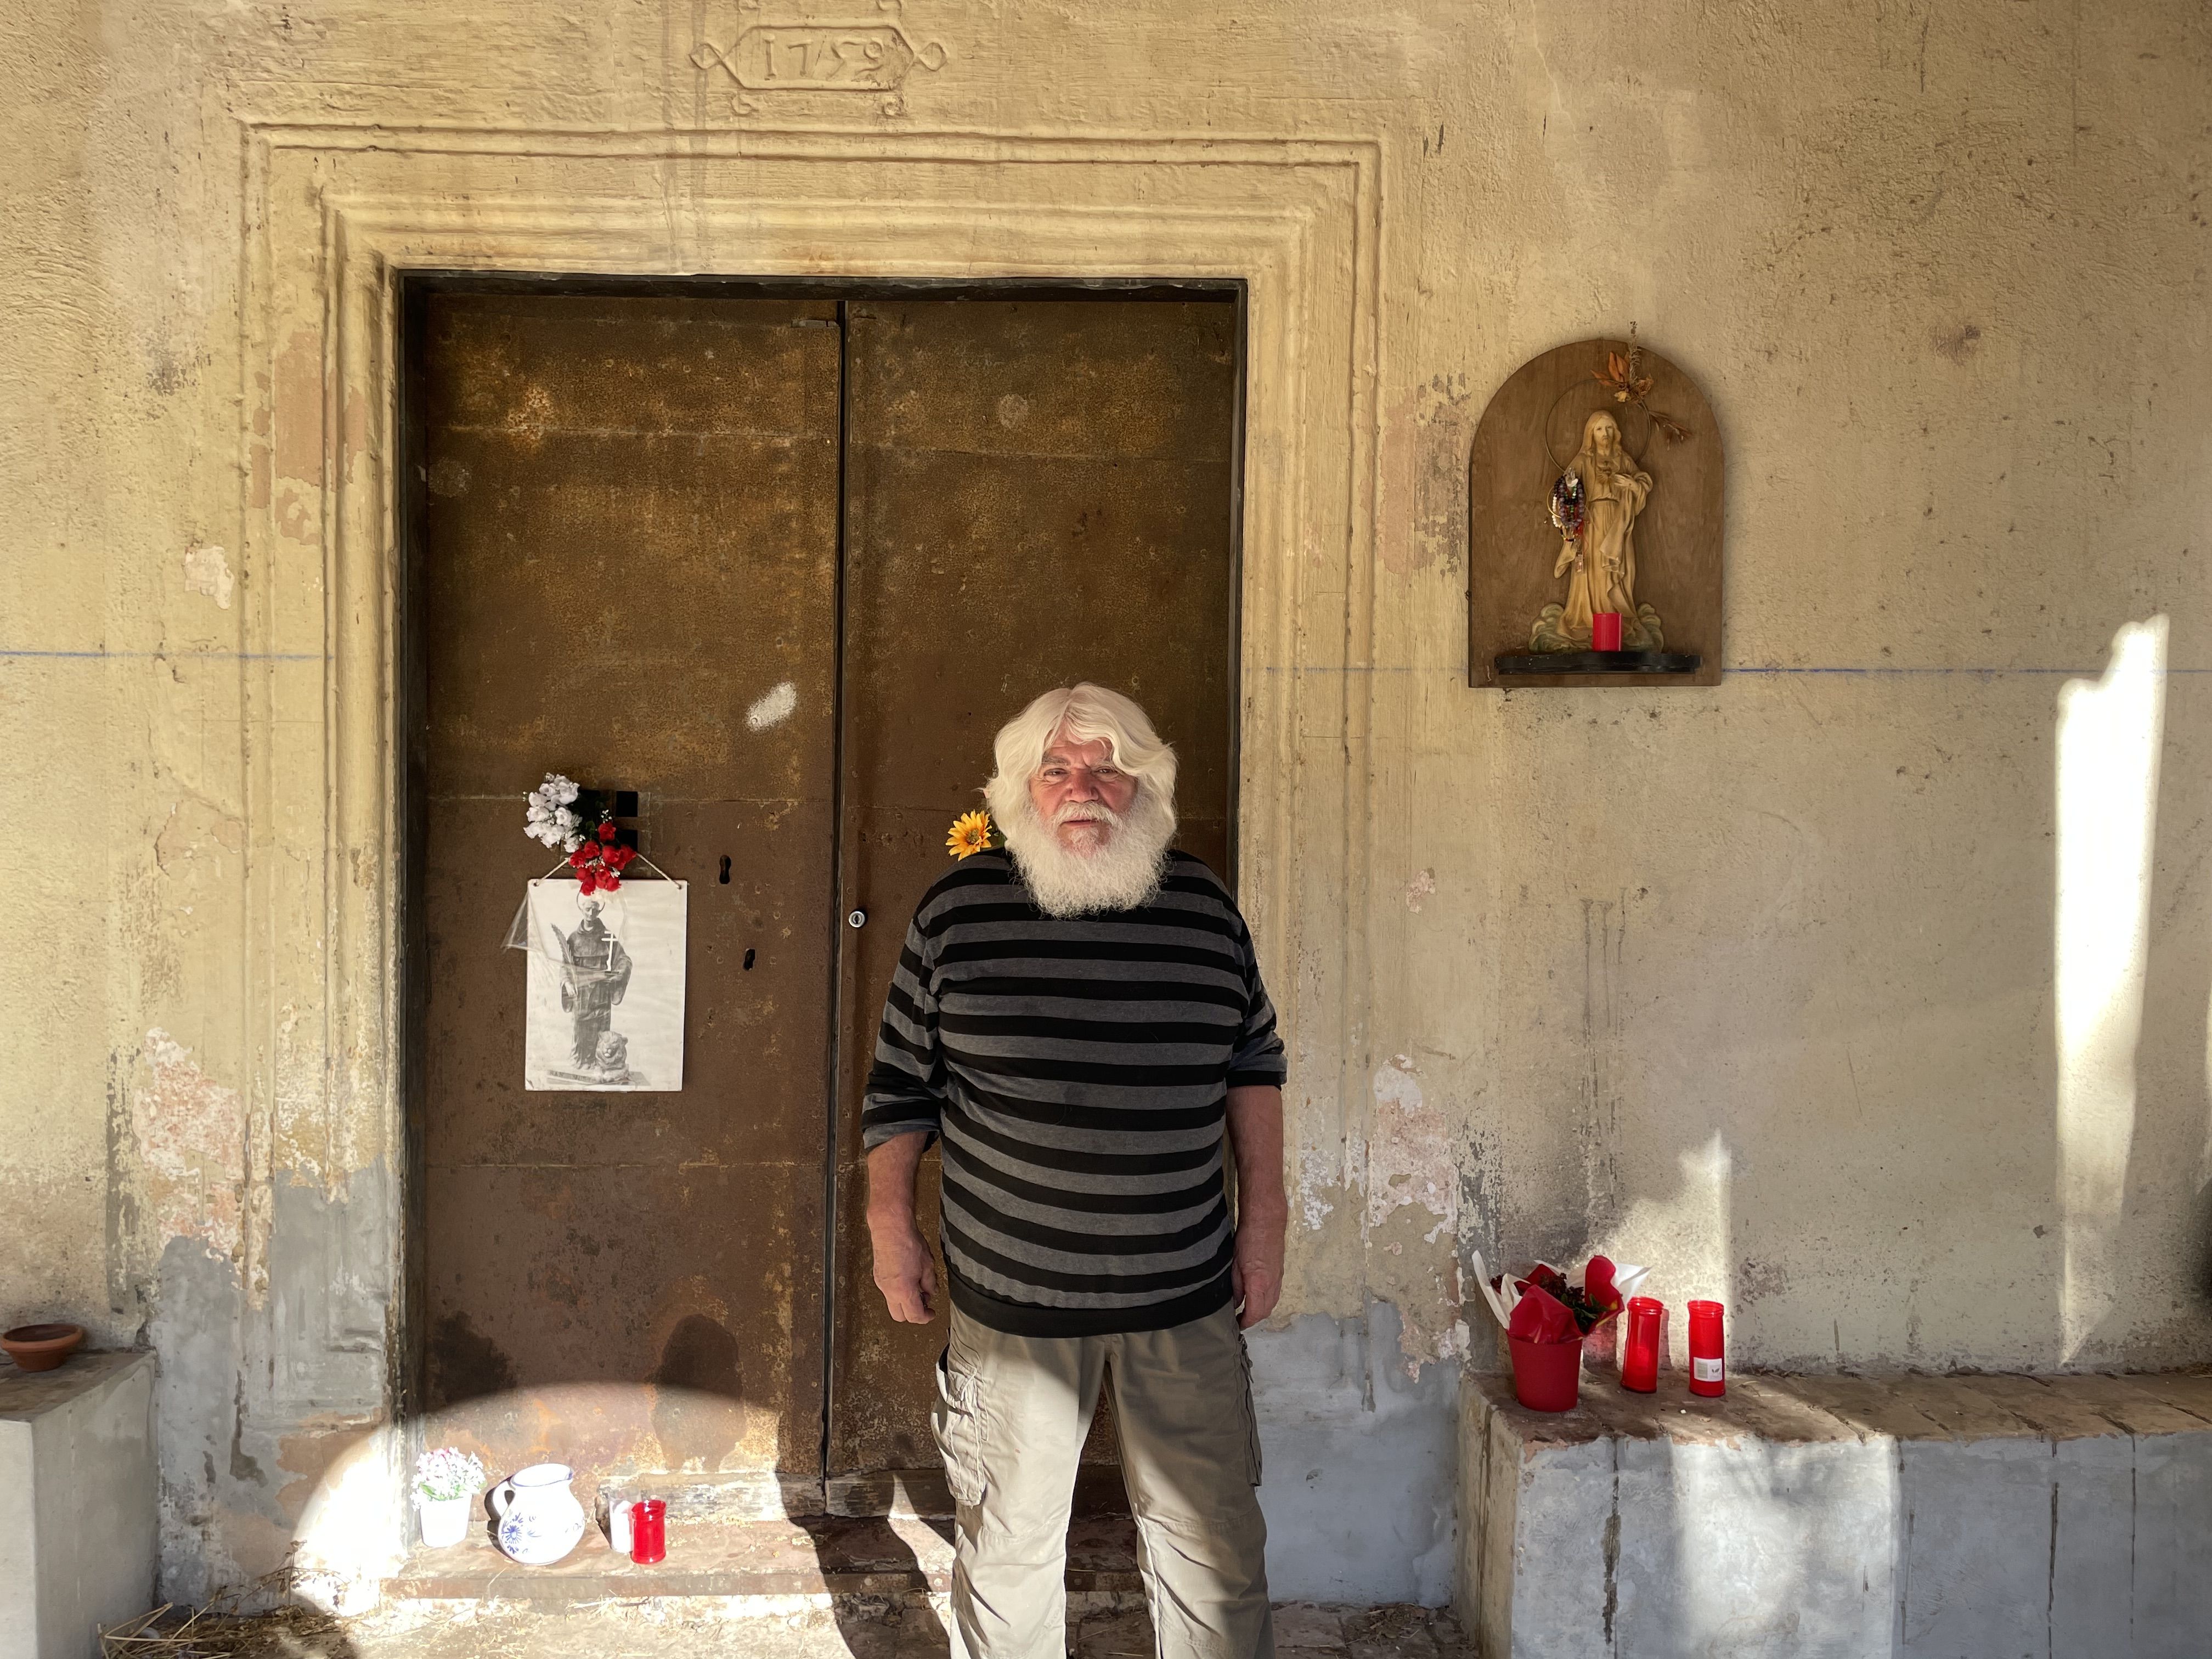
[555,897,633,1073]
[1532,410,1665,652]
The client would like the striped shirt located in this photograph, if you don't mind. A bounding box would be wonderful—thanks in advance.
[861,848,1287,1337]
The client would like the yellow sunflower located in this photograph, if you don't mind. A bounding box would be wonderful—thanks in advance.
[946,809,997,860]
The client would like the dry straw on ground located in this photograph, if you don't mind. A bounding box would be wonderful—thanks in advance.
[100,1556,348,1659]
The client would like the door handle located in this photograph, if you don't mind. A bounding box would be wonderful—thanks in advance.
[847,909,867,929]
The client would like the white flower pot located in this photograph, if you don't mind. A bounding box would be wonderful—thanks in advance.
[417,1492,475,1549]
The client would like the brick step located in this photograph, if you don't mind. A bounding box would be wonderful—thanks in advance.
[387,1510,1143,1602]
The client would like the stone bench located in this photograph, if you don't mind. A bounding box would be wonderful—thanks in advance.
[1460,1368,2212,1659]
[1,1350,157,1659]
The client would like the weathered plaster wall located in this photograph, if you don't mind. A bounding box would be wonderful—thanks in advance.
[4,0,2209,1602]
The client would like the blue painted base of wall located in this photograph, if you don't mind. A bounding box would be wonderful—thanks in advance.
[1248,1302,1458,1606]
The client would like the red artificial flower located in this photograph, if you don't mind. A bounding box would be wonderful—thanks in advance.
[597,822,617,843]
[599,873,622,892]
[607,846,636,871]
[568,847,589,868]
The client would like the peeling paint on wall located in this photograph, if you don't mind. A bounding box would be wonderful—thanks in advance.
[136,1029,246,1259]
[1369,1056,1456,1233]
[1367,1057,1469,1369]
[182,543,233,608]
[1379,374,1473,575]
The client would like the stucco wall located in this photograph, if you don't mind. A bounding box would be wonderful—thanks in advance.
[4,0,2208,1601]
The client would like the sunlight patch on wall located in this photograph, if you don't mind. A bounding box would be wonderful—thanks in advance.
[745,681,798,731]
[2055,617,2166,1362]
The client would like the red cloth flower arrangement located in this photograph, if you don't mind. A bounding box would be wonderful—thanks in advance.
[569,838,637,895]
[1474,1251,1650,1344]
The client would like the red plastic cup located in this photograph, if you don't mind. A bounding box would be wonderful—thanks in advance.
[630,1497,667,1565]
[1508,1335,1584,1412]
[1688,1300,1726,1397]
[1591,612,1624,651]
[1620,1296,1664,1392]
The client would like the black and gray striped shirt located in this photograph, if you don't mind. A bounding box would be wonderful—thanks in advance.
[861,848,1287,1337]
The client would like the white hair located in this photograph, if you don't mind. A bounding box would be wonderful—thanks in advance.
[983,684,1178,833]
[984,685,1180,917]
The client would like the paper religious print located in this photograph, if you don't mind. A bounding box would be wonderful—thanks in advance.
[522,878,688,1091]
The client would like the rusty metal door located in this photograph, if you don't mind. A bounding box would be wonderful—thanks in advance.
[410,288,1238,1511]
[826,298,1240,1494]
[413,293,844,1496]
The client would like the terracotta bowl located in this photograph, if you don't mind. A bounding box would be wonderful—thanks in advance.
[2,1323,85,1372]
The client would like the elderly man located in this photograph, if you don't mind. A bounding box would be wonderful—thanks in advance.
[862,682,1287,1659]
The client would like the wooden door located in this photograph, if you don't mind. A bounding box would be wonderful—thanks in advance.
[413,293,843,1496]
[826,297,1240,1495]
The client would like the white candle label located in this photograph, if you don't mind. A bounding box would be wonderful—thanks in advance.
[1693,1357,1724,1382]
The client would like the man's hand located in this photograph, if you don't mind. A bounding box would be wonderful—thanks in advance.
[872,1211,939,1324]
[1225,1083,1288,1329]
[867,1132,939,1324]
[1231,1206,1286,1329]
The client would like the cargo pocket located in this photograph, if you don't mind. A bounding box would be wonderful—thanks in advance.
[932,1349,988,1506]
[1234,1328,1263,1487]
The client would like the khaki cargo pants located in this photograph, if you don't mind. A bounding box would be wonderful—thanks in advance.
[933,1301,1273,1659]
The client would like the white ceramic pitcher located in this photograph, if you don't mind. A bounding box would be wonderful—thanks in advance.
[488,1463,588,1565]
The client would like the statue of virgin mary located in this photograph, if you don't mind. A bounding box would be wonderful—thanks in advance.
[1532,410,1664,652]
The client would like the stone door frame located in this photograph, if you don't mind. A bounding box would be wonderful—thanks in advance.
[238,121,1381,1589]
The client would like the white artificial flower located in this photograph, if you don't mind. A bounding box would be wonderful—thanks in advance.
[526,775,585,850]
[414,1446,487,1502]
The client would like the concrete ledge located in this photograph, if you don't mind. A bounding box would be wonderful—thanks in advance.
[0,1350,159,1659]
[1460,1368,2212,1659]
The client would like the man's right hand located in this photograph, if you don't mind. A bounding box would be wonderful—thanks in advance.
[871,1215,938,1323]
[866,1132,939,1323]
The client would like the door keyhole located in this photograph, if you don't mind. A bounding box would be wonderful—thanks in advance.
[743,948,756,970]
[718,855,731,884]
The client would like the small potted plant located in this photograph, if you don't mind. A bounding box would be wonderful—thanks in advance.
[414,1447,487,1548]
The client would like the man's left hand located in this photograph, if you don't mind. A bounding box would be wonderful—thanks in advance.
[1231,1212,1285,1329]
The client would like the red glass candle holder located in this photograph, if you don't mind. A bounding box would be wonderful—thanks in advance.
[1590,612,1624,651]
[1688,1300,1726,1397]
[630,1497,667,1564]
[1620,1296,1664,1392]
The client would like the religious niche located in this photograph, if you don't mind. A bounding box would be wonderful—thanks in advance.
[1466,333,1723,689]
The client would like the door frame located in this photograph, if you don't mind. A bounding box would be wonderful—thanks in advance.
[393,276,1250,1497]
[238,127,1381,1589]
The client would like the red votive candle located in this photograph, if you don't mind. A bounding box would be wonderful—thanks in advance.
[630,1497,667,1565]
[1590,612,1624,651]
[1688,1300,1726,1397]
[1620,1296,1663,1392]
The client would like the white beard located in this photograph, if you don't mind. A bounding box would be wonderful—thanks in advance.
[998,792,1174,918]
